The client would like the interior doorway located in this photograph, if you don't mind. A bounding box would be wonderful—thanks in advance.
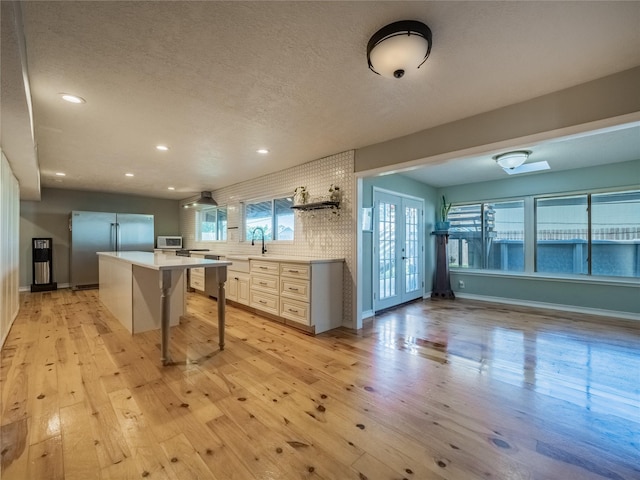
[373,189,424,312]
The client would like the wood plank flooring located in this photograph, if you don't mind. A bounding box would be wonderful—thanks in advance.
[1,289,639,479]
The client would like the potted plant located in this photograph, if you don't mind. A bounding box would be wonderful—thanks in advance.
[293,186,308,205]
[329,184,341,203]
[436,195,452,231]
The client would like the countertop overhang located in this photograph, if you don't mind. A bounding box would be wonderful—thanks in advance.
[97,251,232,270]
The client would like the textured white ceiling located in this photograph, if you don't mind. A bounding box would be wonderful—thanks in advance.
[4,1,640,200]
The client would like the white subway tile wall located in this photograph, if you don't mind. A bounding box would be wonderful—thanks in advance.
[180,150,355,327]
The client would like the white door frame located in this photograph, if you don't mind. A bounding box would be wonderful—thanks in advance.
[373,187,425,312]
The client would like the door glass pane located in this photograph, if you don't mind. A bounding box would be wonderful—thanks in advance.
[487,201,524,271]
[536,195,588,274]
[378,202,396,300]
[591,190,640,277]
[405,205,419,293]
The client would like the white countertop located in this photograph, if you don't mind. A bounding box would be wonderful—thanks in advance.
[98,251,232,270]
[219,254,344,264]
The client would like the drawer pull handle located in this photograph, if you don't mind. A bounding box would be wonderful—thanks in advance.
[234,277,239,280]
[288,308,298,313]
[288,269,299,273]
[289,287,299,291]
[259,266,268,269]
[259,300,267,304]
[259,281,267,285]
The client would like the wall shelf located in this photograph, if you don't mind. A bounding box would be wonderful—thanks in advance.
[291,201,340,211]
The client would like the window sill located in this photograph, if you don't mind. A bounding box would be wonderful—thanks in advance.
[449,269,640,287]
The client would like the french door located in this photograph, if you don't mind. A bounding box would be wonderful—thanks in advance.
[373,190,424,312]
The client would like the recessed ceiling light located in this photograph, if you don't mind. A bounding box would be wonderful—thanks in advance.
[168,186,175,190]
[156,145,169,151]
[257,149,269,154]
[60,93,86,104]
[125,173,134,177]
[55,172,66,176]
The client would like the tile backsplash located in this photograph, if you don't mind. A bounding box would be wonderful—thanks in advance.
[181,150,355,327]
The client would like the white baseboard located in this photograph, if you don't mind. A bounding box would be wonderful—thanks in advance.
[1,307,19,348]
[362,309,375,320]
[454,292,640,321]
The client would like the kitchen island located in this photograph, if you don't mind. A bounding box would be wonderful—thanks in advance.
[97,251,231,365]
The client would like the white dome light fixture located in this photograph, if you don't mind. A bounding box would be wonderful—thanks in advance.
[494,151,531,169]
[367,20,432,79]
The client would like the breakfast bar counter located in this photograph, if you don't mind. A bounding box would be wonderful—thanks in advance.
[97,251,231,364]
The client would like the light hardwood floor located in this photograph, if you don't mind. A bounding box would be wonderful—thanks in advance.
[1,289,639,479]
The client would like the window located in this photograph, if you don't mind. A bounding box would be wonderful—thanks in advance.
[198,206,227,241]
[244,196,294,241]
[592,191,640,277]
[535,190,640,277]
[448,189,639,278]
[536,195,588,274]
[449,200,524,271]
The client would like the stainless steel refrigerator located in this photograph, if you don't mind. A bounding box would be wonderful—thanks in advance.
[70,211,154,289]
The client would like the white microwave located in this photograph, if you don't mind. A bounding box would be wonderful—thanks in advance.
[157,236,182,249]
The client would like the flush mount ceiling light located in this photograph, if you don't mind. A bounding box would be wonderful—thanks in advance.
[60,93,85,104]
[256,149,269,154]
[367,20,432,79]
[156,145,169,151]
[494,151,531,169]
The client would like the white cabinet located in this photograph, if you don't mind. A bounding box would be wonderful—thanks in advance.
[190,267,205,292]
[249,259,279,315]
[189,253,207,292]
[226,258,250,306]
[249,258,343,334]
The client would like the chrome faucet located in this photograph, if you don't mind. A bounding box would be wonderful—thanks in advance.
[251,227,267,255]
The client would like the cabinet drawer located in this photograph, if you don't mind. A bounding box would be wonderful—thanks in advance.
[280,278,309,301]
[190,277,205,291]
[280,298,310,325]
[280,263,310,280]
[251,260,279,275]
[190,267,204,280]
[251,274,279,293]
[250,290,279,315]
[228,260,250,274]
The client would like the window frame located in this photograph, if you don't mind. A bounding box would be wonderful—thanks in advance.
[448,200,525,272]
[448,187,640,282]
[196,205,227,242]
[243,194,295,243]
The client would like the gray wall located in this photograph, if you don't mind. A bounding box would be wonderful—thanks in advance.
[19,188,180,287]
[440,159,640,316]
[362,175,438,313]
[356,67,640,173]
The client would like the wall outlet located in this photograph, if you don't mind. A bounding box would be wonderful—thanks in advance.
[458,280,465,289]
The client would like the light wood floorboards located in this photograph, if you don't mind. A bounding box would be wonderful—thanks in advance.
[1,289,639,479]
